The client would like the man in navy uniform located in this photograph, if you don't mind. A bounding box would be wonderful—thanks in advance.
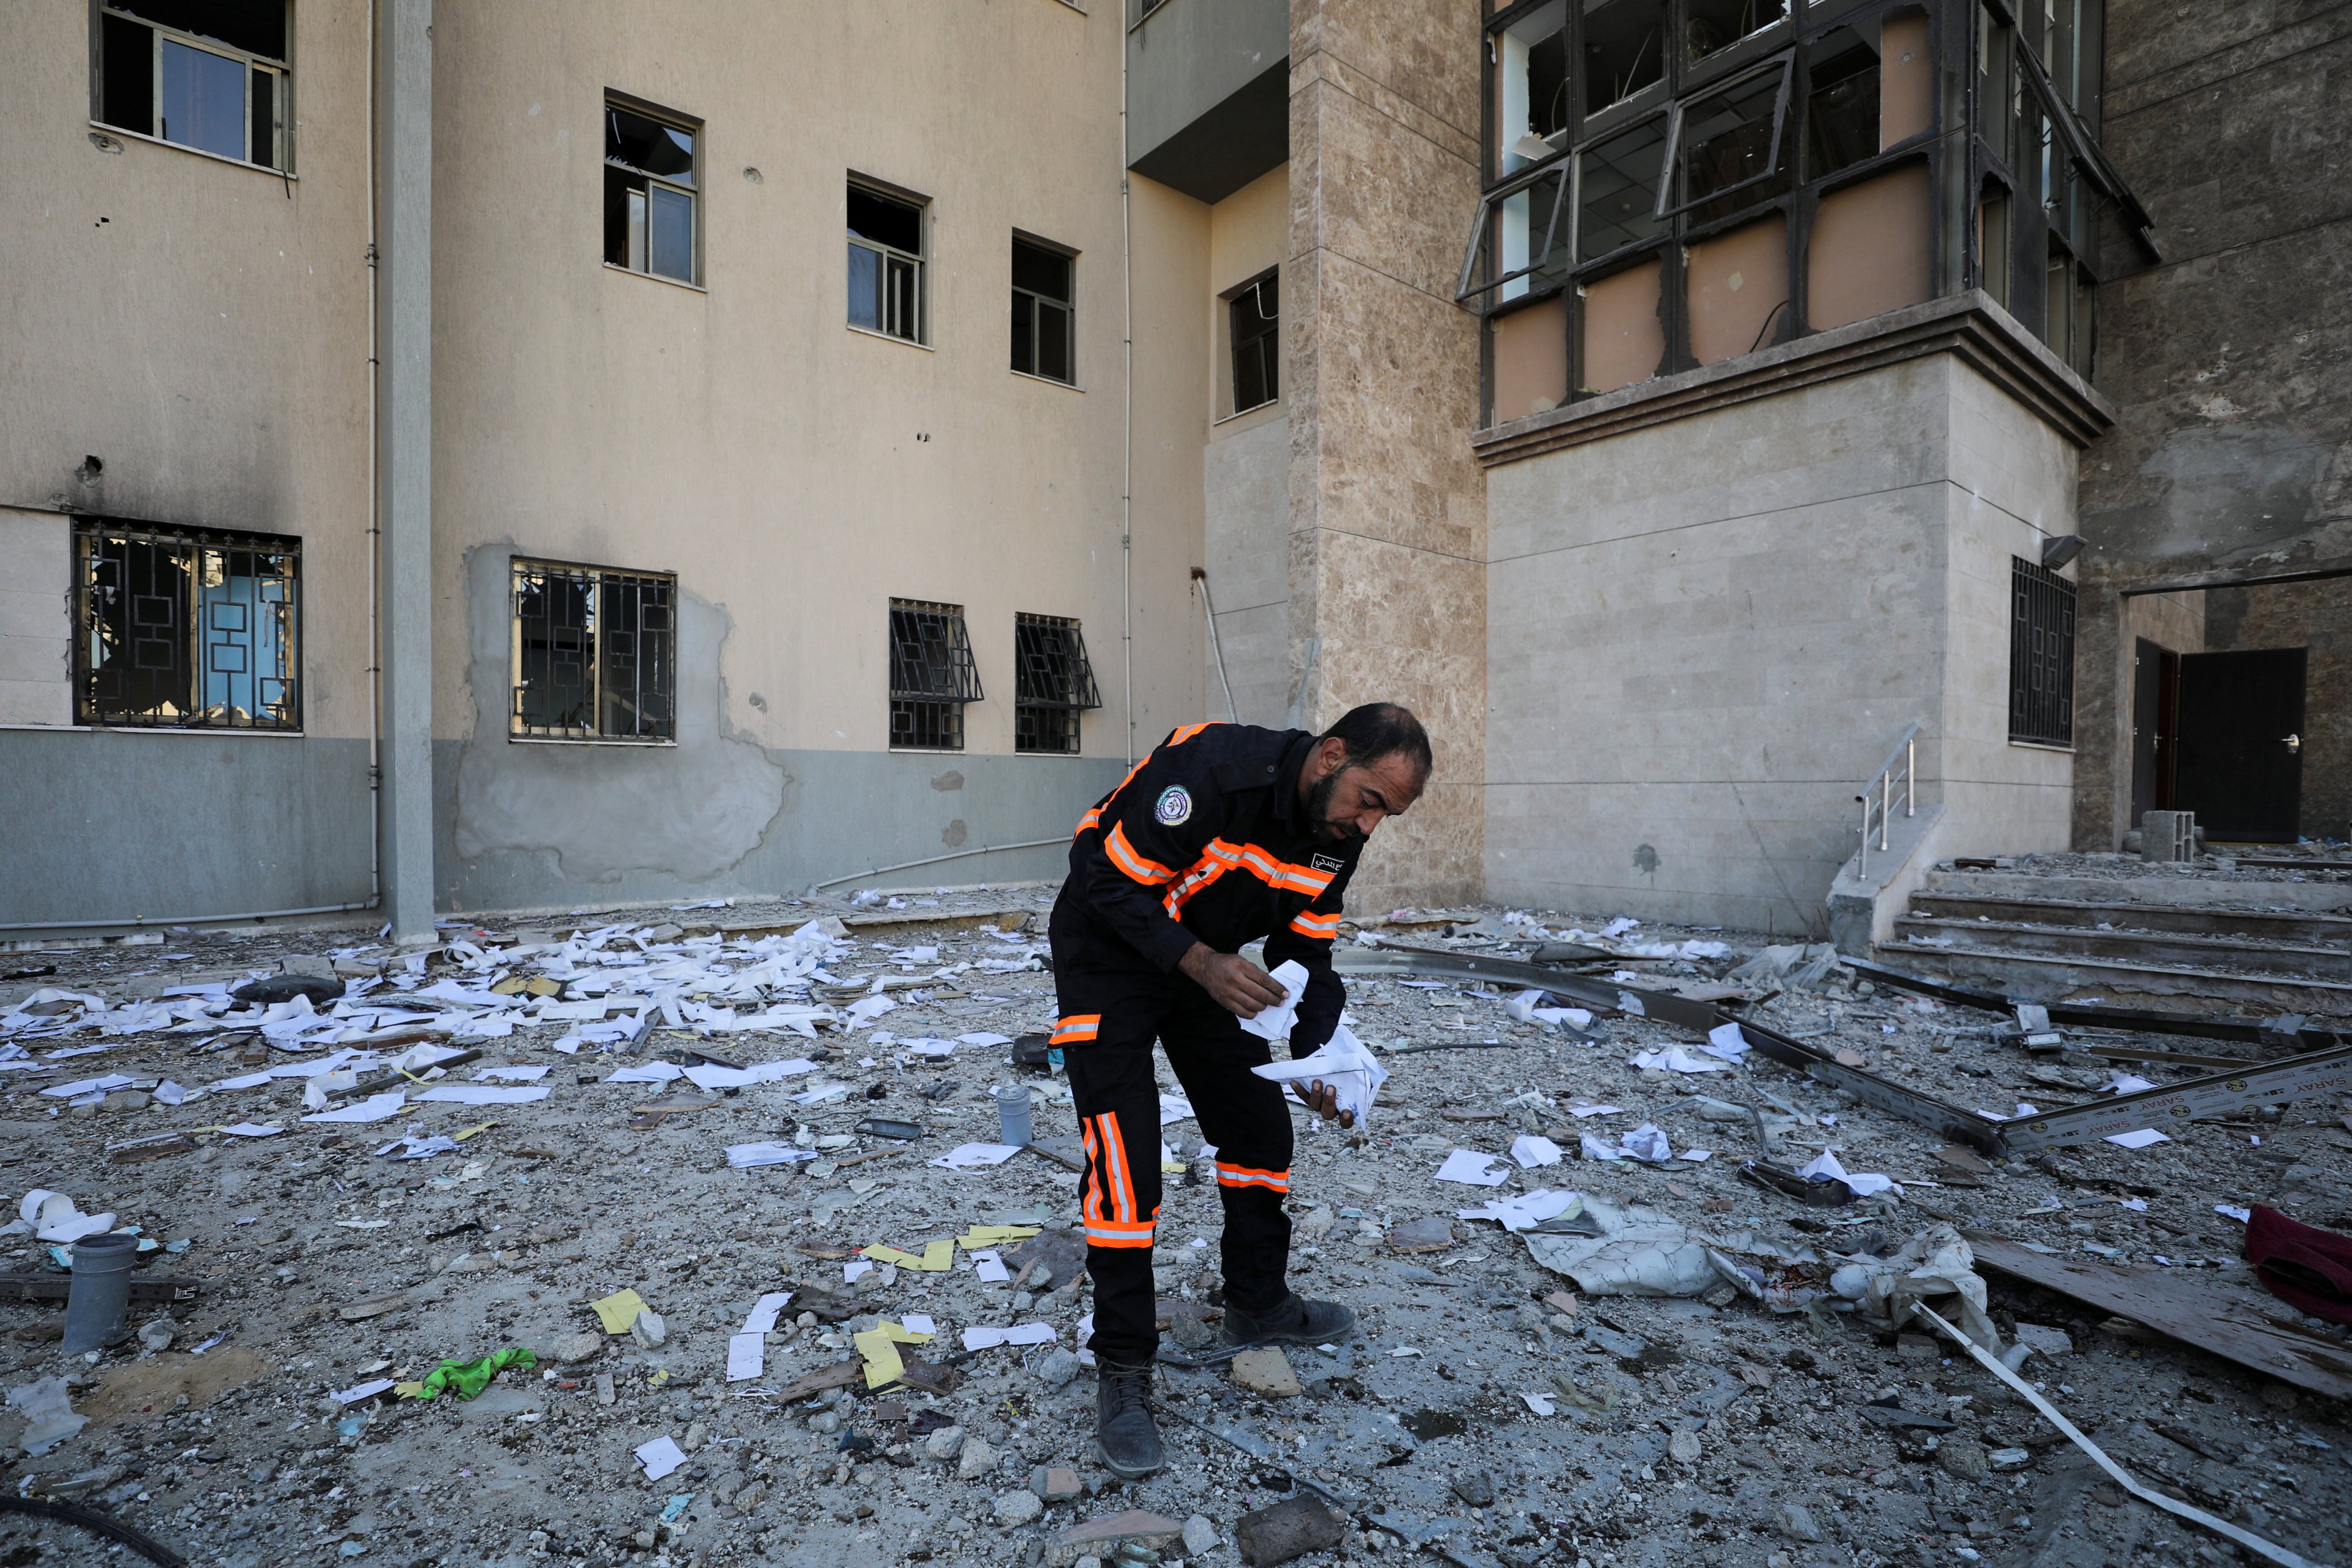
[1048,702,1432,1476]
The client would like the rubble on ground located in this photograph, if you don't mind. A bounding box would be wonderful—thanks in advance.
[0,889,2346,1567]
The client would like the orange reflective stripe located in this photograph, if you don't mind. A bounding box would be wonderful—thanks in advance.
[1104,822,1176,885]
[1075,806,1103,835]
[1215,1161,1290,1191]
[1161,839,1332,917]
[1289,911,1342,939]
[1167,721,1215,746]
[1051,1014,1100,1046]
[1083,1221,1156,1249]
[1096,1112,1136,1222]
[1071,723,1214,840]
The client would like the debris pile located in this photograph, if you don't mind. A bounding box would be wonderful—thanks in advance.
[0,890,2344,1567]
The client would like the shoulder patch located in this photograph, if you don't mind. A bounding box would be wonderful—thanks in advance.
[1154,785,1193,827]
[1311,852,1345,873]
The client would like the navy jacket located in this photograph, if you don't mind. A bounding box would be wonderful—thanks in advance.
[1051,722,1358,1055]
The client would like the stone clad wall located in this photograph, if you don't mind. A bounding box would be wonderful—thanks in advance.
[1286,0,1488,908]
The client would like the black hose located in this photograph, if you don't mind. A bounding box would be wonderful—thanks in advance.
[0,1496,188,1568]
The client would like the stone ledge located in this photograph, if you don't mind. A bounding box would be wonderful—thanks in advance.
[1472,290,2118,468]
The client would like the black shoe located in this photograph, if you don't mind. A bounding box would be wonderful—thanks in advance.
[1094,1362,1164,1479]
[1221,1293,1359,1346]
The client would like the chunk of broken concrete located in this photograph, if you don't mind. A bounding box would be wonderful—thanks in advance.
[1387,1216,1454,1253]
[1182,1514,1219,1555]
[957,1435,999,1480]
[1230,1346,1302,1397]
[1669,1427,1702,1463]
[996,1489,1044,1527]
[924,1424,965,1461]
[1046,1509,1185,1566]
[1234,1494,1344,1566]
[550,1330,604,1365]
[1936,1438,1990,1481]
[1775,1502,1824,1542]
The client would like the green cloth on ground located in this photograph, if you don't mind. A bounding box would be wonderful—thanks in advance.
[407,1347,539,1401]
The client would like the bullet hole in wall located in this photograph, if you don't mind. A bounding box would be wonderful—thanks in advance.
[748,693,767,711]
[74,455,104,486]
[1633,843,1661,875]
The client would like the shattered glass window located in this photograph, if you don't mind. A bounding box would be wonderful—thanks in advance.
[511,559,677,742]
[98,3,289,170]
[605,102,698,284]
[1013,614,1101,755]
[850,186,925,342]
[76,520,300,729]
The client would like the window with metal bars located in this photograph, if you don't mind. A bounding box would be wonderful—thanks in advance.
[74,518,300,729]
[1013,613,1101,755]
[889,599,982,751]
[2009,555,2076,746]
[510,559,677,742]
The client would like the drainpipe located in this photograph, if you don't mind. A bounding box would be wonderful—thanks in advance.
[1119,30,1134,766]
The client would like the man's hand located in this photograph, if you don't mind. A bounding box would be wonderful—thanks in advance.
[1302,1080,1356,1130]
[1178,943,1289,1017]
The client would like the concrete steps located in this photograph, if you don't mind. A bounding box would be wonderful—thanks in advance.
[1873,863,2352,1015]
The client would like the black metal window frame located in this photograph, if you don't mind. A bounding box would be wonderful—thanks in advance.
[889,598,983,752]
[1011,234,1078,385]
[1226,268,1281,415]
[1013,613,1102,756]
[509,557,678,743]
[72,516,302,731]
[603,94,701,286]
[1470,0,2148,421]
[93,2,292,172]
[2009,554,2076,746]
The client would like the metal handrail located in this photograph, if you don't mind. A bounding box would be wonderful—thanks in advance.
[1856,722,1922,878]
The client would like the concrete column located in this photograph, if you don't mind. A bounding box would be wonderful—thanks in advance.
[1287,0,1488,907]
[379,0,434,939]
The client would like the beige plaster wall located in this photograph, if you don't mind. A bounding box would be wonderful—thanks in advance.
[1289,0,1487,907]
[1201,164,1292,727]
[0,509,72,727]
[429,1,1192,768]
[0,0,375,742]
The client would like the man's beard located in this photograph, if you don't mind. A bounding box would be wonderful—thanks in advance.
[1304,768,1362,844]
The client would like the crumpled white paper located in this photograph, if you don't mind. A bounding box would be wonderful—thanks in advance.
[1630,1046,1732,1074]
[1249,1020,1388,1126]
[1457,1187,1581,1233]
[1796,1148,1897,1197]
[7,1376,88,1455]
[1828,1223,2002,1352]
[1433,1148,1512,1186]
[17,1191,116,1244]
[1237,960,1311,1042]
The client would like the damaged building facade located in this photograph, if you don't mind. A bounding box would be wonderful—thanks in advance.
[0,0,2345,942]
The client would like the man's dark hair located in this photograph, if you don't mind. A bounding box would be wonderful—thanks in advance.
[1318,702,1432,779]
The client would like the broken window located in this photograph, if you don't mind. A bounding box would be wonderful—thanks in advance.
[1660,57,1790,217]
[849,184,925,342]
[510,559,676,743]
[604,100,698,284]
[1012,614,1101,755]
[2009,555,2076,746]
[74,519,299,729]
[1578,117,1668,263]
[1494,1,1571,173]
[1228,270,1280,414]
[1582,0,1667,119]
[1457,163,1573,307]
[1011,238,1075,384]
[1682,0,1790,63]
[889,600,981,751]
[96,3,289,169]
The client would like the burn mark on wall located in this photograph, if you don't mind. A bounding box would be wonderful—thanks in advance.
[453,541,786,882]
[2098,424,2333,562]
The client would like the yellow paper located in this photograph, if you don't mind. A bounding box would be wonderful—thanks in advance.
[880,1320,933,1345]
[862,1246,925,1269]
[853,1328,906,1388]
[957,1225,1041,1248]
[1161,1160,1187,1174]
[391,1380,426,1397]
[450,1121,497,1142]
[592,1288,649,1335]
[920,1239,954,1272]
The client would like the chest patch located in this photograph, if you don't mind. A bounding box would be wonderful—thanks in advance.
[1154,786,1193,827]
[1311,852,1345,874]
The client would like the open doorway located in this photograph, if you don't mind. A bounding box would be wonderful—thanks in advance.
[2122,571,2345,845]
